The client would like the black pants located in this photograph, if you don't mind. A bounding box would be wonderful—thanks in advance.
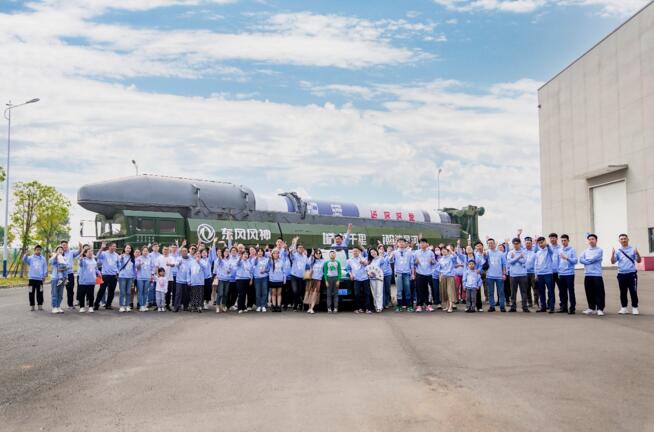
[290,275,305,308]
[28,279,44,306]
[203,277,213,303]
[617,272,638,308]
[236,279,249,311]
[476,288,482,310]
[95,275,118,309]
[65,273,75,307]
[509,276,528,309]
[558,274,576,312]
[504,278,512,305]
[174,282,187,311]
[584,276,605,311]
[415,274,432,306]
[552,272,560,309]
[77,284,95,308]
[228,281,238,307]
[354,279,371,311]
[166,278,175,307]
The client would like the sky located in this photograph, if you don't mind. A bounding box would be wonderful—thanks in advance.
[0,0,651,244]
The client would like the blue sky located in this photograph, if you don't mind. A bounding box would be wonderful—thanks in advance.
[0,0,650,242]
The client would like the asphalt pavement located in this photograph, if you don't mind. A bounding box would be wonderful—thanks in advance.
[0,269,652,432]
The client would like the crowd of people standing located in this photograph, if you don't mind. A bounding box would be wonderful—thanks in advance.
[21,224,643,316]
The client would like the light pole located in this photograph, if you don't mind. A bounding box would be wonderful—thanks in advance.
[131,159,139,176]
[436,168,442,211]
[3,98,40,278]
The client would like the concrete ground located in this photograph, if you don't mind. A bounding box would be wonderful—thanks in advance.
[0,269,652,432]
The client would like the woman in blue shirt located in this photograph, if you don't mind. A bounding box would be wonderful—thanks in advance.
[78,248,100,313]
[253,249,270,312]
[116,244,135,313]
[305,249,325,314]
[235,250,254,313]
[268,249,286,312]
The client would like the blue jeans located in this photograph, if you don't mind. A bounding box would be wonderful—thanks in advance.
[136,279,149,308]
[431,276,441,305]
[216,280,229,306]
[51,279,64,308]
[383,275,392,307]
[487,278,505,308]
[395,273,411,307]
[118,277,133,307]
[148,281,156,305]
[254,277,269,308]
[536,273,554,310]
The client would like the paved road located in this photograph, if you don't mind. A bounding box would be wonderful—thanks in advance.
[1,270,652,432]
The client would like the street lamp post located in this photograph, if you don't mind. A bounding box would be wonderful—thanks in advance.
[3,98,40,278]
[436,168,442,211]
[131,159,139,176]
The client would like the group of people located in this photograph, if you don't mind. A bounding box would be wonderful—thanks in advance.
[21,224,643,316]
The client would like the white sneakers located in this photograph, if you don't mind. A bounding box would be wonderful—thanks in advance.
[582,308,596,315]
[632,308,639,315]
[256,307,261,312]
[88,307,94,313]
[261,307,267,313]
[51,307,64,314]
[126,306,132,312]
[215,306,221,313]
[139,306,147,312]
[119,307,125,312]
[79,307,86,313]
[618,307,628,314]
[203,302,209,310]
[597,310,605,316]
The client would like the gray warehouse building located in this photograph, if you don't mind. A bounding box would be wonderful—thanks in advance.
[539,1,654,268]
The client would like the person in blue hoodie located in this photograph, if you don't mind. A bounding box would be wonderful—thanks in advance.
[579,234,605,316]
[289,237,310,312]
[507,238,530,312]
[268,248,286,312]
[94,241,119,311]
[213,247,232,313]
[392,238,414,312]
[234,250,254,313]
[135,246,152,312]
[484,239,507,312]
[414,238,436,312]
[77,248,101,313]
[174,247,192,312]
[116,245,135,312]
[534,237,555,313]
[463,259,482,312]
[557,234,578,314]
[305,249,325,314]
[252,249,270,312]
[346,247,371,314]
[611,233,642,316]
[189,250,208,313]
[376,244,393,309]
[22,245,48,311]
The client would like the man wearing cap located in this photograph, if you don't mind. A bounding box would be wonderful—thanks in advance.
[534,236,555,313]
[557,234,578,314]
[507,238,530,312]
[22,245,48,311]
[579,234,605,316]
[611,233,640,315]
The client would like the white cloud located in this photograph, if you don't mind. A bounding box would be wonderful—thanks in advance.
[0,6,437,76]
[1,67,542,244]
[433,0,650,15]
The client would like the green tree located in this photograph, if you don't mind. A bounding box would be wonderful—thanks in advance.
[35,192,71,257]
[9,181,71,276]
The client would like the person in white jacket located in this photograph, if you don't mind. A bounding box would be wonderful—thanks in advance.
[366,248,385,313]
